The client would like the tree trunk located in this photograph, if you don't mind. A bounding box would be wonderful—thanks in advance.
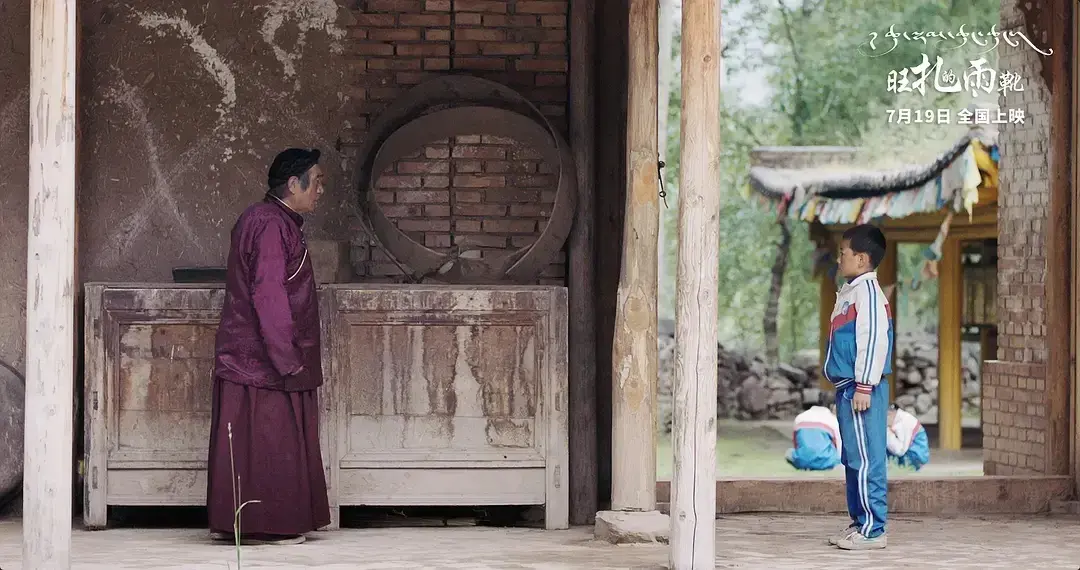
[763,219,791,363]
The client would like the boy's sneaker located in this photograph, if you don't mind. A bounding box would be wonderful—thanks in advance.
[827,524,857,546]
[835,531,886,550]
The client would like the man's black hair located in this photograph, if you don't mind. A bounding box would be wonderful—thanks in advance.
[267,148,321,199]
[841,224,887,268]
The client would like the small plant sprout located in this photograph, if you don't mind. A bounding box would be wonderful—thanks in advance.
[228,422,260,569]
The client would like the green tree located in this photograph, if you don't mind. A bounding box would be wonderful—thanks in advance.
[661,0,999,360]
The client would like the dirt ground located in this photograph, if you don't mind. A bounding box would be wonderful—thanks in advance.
[1,514,1077,569]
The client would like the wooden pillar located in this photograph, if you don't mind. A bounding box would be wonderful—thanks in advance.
[878,241,899,399]
[938,238,963,450]
[568,0,599,525]
[818,272,837,391]
[24,0,77,567]
[669,0,720,562]
[609,0,659,512]
[1046,0,1073,477]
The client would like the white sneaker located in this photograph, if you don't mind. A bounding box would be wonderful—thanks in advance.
[835,531,886,550]
[827,524,857,546]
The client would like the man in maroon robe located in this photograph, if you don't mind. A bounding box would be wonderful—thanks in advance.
[206,148,330,545]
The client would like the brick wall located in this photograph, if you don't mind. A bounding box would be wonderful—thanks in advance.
[982,0,1052,475]
[344,0,570,284]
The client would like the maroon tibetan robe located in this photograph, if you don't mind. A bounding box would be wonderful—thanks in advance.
[205,194,330,536]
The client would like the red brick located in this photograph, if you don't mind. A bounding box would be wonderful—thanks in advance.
[398,161,449,174]
[509,204,551,217]
[369,28,423,41]
[453,175,506,187]
[367,0,423,11]
[483,219,537,233]
[426,146,451,159]
[455,191,484,202]
[516,1,566,13]
[485,189,539,202]
[377,175,423,188]
[456,220,482,232]
[455,204,508,216]
[367,58,423,70]
[425,205,452,216]
[455,234,508,247]
[351,42,396,56]
[456,13,483,25]
[398,219,451,232]
[454,160,484,173]
[425,29,452,41]
[397,190,449,203]
[423,176,450,188]
[400,13,452,25]
[479,42,536,55]
[397,43,450,56]
[452,57,507,70]
[454,0,507,11]
[452,145,507,159]
[483,14,538,26]
[457,28,506,41]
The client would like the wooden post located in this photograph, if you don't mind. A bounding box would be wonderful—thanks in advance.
[938,238,963,450]
[25,0,77,567]
[818,272,837,391]
[669,0,720,562]
[609,0,660,513]
[1046,0,1073,477]
[878,241,899,399]
[656,0,676,319]
[568,0,599,524]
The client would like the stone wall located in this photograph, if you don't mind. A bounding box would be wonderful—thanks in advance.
[981,0,1053,475]
[656,331,982,432]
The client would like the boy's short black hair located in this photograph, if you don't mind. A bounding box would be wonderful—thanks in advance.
[841,224,887,268]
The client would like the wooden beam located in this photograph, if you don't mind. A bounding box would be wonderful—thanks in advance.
[24,0,77,566]
[669,0,720,562]
[938,238,963,451]
[609,0,659,512]
[1046,0,1073,477]
[1071,0,1080,493]
[878,241,899,400]
[818,272,836,391]
[567,0,599,525]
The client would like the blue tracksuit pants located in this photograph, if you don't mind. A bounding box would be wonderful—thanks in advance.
[835,381,888,538]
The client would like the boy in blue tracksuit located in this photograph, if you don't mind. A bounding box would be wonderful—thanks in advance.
[823,224,893,551]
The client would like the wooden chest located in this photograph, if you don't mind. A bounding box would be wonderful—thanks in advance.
[83,283,569,530]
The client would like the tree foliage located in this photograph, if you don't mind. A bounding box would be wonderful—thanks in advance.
[660,0,999,358]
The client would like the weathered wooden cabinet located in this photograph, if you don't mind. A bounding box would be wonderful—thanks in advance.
[83,283,569,530]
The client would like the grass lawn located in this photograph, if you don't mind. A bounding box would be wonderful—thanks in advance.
[655,420,983,479]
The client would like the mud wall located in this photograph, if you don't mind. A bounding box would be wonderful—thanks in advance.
[0,0,571,373]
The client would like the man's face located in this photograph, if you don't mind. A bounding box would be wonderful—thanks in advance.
[288,164,325,213]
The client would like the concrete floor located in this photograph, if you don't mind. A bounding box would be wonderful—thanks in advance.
[1,514,1078,569]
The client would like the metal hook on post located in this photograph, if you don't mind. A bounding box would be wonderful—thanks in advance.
[657,159,669,208]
